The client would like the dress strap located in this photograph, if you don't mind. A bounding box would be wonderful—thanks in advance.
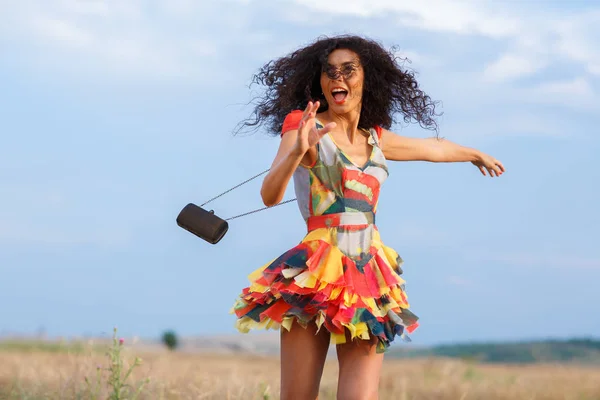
[367,127,381,148]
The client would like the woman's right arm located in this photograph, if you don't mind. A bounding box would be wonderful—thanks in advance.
[260,101,335,207]
[260,130,307,207]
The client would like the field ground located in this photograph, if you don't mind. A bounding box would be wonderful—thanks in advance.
[1,341,600,400]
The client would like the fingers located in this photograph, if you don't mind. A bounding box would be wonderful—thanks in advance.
[318,122,337,138]
[311,100,320,114]
[490,159,504,177]
[478,156,505,178]
[303,101,320,115]
[302,101,312,120]
[496,160,506,173]
[488,166,504,177]
[303,100,315,113]
[301,101,320,123]
[299,102,316,135]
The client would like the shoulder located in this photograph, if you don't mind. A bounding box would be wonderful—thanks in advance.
[372,126,384,146]
[373,125,383,140]
[281,110,303,137]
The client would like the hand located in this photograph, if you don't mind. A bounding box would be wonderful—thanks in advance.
[472,153,505,177]
[294,101,336,156]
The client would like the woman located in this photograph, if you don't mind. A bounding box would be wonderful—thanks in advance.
[231,35,504,400]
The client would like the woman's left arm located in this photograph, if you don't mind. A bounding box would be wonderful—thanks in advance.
[380,128,505,177]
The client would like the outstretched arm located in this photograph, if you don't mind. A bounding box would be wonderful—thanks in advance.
[380,128,505,177]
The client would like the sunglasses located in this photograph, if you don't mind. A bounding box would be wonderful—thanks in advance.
[322,62,361,80]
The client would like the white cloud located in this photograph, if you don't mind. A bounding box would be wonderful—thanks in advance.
[486,113,569,139]
[535,77,594,98]
[483,54,547,83]
[553,10,600,76]
[290,0,520,38]
[526,77,598,112]
[29,15,94,48]
[0,0,264,83]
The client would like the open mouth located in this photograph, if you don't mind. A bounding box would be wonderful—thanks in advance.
[331,88,348,104]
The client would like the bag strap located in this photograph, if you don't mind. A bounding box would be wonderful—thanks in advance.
[201,168,297,221]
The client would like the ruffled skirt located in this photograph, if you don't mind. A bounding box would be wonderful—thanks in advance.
[231,212,419,353]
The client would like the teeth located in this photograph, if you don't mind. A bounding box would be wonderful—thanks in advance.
[332,88,346,93]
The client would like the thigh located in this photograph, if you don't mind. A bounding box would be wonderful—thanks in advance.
[280,320,330,400]
[336,335,384,400]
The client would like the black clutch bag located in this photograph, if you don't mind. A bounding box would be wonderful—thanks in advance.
[176,203,229,244]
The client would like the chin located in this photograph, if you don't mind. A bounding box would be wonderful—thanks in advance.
[327,101,357,115]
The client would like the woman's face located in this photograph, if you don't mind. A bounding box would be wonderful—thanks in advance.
[320,49,364,115]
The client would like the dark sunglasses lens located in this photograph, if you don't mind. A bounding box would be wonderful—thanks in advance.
[325,68,339,80]
[323,65,357,80]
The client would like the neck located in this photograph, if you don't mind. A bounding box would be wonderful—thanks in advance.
[324,108,362,143]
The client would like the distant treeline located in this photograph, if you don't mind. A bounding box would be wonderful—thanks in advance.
[389,338,600,364]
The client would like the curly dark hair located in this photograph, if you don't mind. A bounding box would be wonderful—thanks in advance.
[237,34,441,136]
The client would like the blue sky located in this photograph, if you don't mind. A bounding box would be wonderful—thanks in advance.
[1,0,599,347]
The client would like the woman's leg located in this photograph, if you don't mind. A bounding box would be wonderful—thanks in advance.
[335,334,384,400]
[280,319,331,400]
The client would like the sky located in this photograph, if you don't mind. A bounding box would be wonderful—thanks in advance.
[1,0,599,347]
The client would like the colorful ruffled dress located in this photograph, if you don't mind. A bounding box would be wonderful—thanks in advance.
[231,110,419,353]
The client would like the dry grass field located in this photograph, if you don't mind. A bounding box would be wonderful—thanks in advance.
[1,341,600,400]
